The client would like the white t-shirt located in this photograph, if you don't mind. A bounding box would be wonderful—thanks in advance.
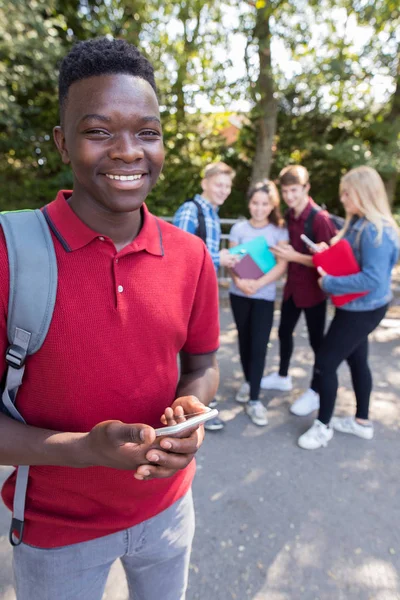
[229,220,289,301]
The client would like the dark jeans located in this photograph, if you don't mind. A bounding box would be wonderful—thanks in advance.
[278,296,327,391]
[315,304,388,424]
[230,294,274,401]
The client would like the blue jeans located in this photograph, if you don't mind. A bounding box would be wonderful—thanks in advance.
[13,490,195,600]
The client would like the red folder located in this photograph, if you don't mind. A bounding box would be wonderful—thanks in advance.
[312,239,369,307]
[232,254,264,279]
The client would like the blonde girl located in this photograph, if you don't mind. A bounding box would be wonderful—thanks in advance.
[298,166,400,450]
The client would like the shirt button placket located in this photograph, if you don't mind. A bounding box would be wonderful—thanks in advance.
[113,255,123,306]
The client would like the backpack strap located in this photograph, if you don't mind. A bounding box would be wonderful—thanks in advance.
[304,206,320,242]
[184,198,207,243]
[0,209,57,546]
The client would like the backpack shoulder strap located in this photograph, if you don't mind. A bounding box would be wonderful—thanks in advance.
[1,209,57,356]
[186,198,207,243]
[0,209,58,546]
[304,206,320,242]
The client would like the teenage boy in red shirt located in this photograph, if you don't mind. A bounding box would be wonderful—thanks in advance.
[0,38,219,600]
[262,165,336,416]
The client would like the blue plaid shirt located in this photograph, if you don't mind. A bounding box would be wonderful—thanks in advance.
[173,194,221,269]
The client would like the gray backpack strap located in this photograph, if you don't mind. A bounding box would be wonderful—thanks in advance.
[0,209,57,546]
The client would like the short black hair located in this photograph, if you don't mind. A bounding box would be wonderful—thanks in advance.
[58,37,157,119]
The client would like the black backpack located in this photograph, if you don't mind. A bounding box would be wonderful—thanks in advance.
[303,205,345,242]
[183,198,207,243]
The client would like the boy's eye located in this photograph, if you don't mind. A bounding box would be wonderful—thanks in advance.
[85,129,109,136]
[140,130,162,138]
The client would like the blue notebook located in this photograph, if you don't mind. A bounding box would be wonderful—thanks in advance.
[229,236,276,273]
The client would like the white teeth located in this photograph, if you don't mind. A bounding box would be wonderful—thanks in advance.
[105,174,143,181]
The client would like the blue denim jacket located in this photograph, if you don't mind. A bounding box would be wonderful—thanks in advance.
[322,217,400,312]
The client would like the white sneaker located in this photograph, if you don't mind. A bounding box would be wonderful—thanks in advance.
[236,382,250,403]
[290,389,320,416]
[298,419,333,450]
[245,401,268,426]
[331,416,374,440]
[261,372,292,391]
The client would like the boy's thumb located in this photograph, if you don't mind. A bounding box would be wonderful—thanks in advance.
[110,422,155,446]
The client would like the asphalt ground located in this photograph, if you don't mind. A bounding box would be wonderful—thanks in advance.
[0,300,399,600]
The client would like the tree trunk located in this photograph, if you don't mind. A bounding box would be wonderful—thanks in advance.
[251,101,278,184]
[384,47,400,205]
[171,3,202,137]
[250,8,278,186]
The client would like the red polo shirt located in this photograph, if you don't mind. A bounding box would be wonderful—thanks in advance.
[0,191,219,548]
[283,199,337,308]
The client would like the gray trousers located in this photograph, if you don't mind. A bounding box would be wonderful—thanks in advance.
[13,489,195,600]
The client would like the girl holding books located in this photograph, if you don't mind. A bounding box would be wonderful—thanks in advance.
[298,166,400,449]
[229,181,288,426]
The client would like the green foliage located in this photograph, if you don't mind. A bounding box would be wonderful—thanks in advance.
[146,112,234,215]
[0,0,398,214]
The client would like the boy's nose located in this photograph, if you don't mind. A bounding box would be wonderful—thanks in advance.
[108,134,144,162]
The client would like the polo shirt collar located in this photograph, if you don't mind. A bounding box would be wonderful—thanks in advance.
[43,190,164,256]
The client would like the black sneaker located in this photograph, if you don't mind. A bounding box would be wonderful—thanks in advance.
[204,416,225,431]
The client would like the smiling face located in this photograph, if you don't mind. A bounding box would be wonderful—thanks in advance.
[201,173,232,208]
[249,190,274,224]
[280,183,310,216]
[53,74,165,216]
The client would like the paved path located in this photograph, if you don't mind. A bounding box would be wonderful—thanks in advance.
[0,304,399,600]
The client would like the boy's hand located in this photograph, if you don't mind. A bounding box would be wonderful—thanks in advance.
[220,249,239,268]
[135,395,207,481]
[163,395,208,421]
[313,242,329,253]
[86,420,156,470]
[271,243,298,262]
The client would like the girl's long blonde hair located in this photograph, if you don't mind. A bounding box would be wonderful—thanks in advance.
[336,166,399,244]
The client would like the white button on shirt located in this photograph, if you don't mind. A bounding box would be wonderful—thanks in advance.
[99,237,105,241]
[117,285,124,293]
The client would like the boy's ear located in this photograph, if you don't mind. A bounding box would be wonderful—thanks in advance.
[200,178,207,193]
[53,126,71,165]
[304,183,310,194]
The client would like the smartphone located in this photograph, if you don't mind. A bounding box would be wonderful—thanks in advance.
[154,408,219,437]
[300,234,321,253]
